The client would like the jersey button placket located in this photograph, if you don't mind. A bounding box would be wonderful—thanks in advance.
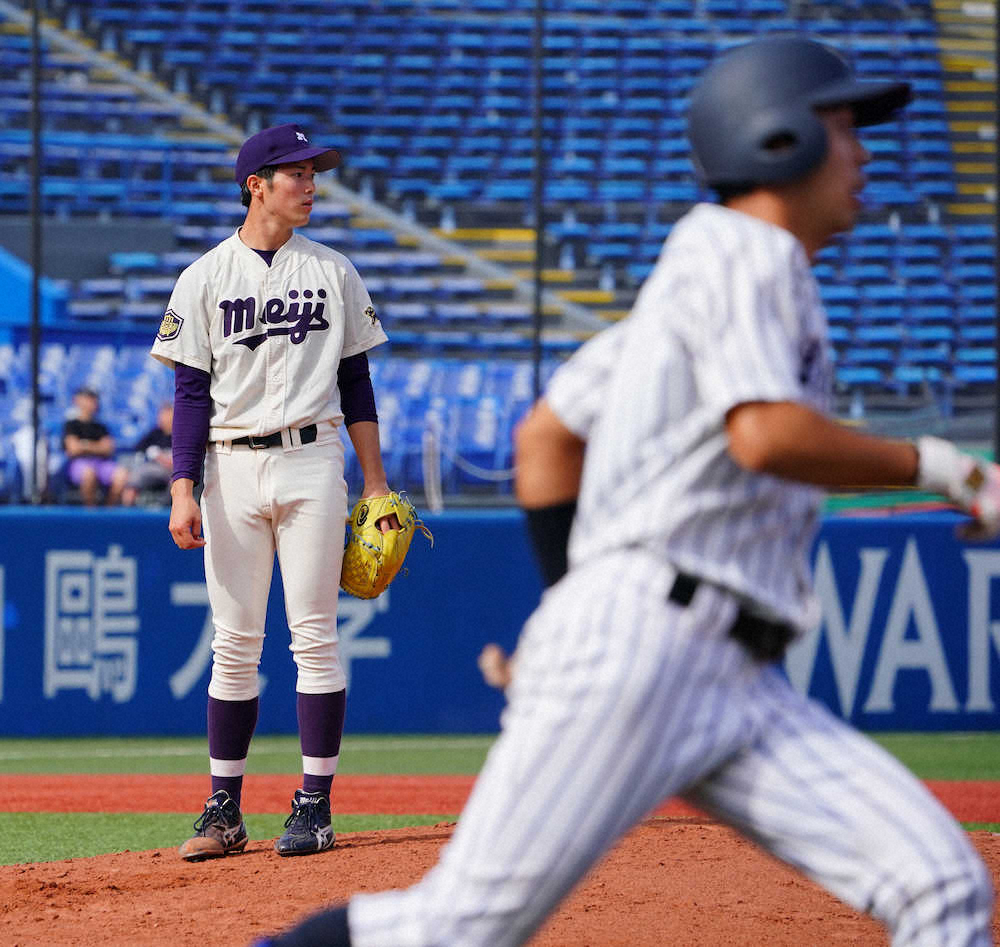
[256,276,275,433]
[263,325,284,434]
[256,274,274,517]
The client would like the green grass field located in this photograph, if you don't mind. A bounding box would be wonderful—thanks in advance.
[0,734,495,775]
[0,733,997,867]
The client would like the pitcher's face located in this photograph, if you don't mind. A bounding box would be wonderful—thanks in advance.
[254,159,316,229]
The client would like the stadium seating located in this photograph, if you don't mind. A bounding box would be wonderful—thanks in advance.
[0,338,562,502]
[0,0,993,501]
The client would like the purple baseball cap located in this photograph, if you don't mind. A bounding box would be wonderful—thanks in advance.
[234,123,341,186]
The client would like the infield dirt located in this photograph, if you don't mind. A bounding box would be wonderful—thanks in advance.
[1,775,997,946]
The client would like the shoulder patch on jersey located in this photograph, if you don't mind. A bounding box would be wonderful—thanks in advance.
[364,305,378,326]
[157,309,184,342]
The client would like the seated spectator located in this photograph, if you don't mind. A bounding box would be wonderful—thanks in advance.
[122,403,174,507]
[62,388,128,506]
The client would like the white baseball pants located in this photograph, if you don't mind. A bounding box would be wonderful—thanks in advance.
[201,429,348,700]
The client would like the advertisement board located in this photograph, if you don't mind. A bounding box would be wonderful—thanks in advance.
[1,509,998,734]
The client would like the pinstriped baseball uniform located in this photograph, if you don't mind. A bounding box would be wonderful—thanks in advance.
[346,203,992,946]
[543,319,626,440]
[570,203,829,632]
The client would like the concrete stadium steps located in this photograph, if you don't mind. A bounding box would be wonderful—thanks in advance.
[422,198,676,321]
[932,0,997,218]
[425,218,642,325]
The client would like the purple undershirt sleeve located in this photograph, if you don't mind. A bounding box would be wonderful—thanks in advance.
[171,363,211,485]
[338,352,378,427]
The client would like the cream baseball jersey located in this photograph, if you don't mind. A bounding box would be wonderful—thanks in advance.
[569,202,831,631]
[151,231,387,440]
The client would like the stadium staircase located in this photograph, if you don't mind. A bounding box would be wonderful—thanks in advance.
[934,0,995,218]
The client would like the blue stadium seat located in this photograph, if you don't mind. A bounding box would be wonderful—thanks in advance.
[951,364,997,387]
[954,347,995,366]
[959,305,996,325]
[909,283,955,305]
[650,182,699,202]
[953,224,994,242]
[845,263,891,283]
[552,155,597,175]
[909,325,955,345]
[898,263,945,283]
[430,181,481,201]
[812,262,836,280]
[843,346,896,367]
[961,284,996,304]
[67,299,116,320]
[824,303,856,326]
[588,242,633,264]
[855,325,903,345]
[892,365,944,391]
[627,262,655,283]
[908,304,954,324]
[836,366,886,387]
[482,304,532,326]
[597,180,646,201]
[898,244,940,262]
[435,303,479,325]
[821,285,859,305]
[483,180,532,201]
[862,285,908,306]
[109,252,161,274]
[953,243,994,263]
[546,180,594,202]
[858,304,905,325]
[827,325,851,345]
[382,303,433,325]
[900,345,951,368]
[959,324,996,344]
[954,264,994,285]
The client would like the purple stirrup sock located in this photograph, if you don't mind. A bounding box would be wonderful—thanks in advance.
[208,695,259,807]
[297,691,346,797]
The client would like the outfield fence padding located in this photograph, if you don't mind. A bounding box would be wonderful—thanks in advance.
[0,509,998,735]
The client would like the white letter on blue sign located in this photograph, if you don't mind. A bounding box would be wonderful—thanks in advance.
[961,549,1000,712]
[787,542,886,716]
[864,537,958,713]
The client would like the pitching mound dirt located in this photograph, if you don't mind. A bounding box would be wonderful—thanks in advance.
[3,819,999,946]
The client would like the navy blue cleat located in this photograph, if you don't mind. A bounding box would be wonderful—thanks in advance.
[275,789,335,856]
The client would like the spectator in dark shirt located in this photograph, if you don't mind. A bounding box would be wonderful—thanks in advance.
[122,403,174,507]
[62,387,128,506]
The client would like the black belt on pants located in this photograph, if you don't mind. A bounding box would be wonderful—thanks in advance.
[231,424,317,449]
[668,571,796,663]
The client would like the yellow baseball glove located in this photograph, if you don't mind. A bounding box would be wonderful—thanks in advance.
[340,492,433,599]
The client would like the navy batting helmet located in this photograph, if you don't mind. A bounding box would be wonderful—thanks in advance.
[687,37,911,189]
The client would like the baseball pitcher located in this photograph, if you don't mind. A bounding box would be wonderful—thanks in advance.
[152,124,397,860]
